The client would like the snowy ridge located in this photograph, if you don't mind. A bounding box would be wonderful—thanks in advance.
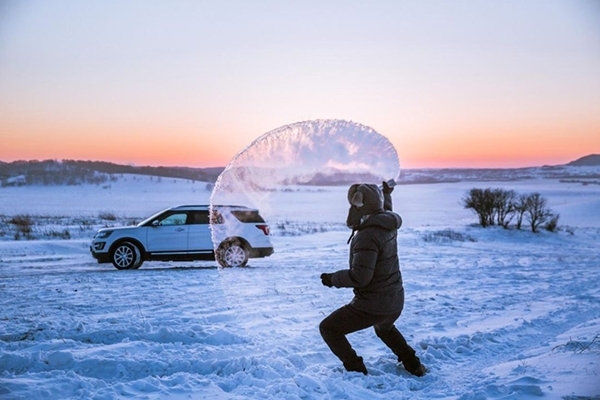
[399,165,600,185]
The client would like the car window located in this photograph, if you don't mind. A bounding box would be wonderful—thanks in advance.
[230,210,265,223]
[189,211,210,225]
[210,210,224,224]
[158,212,188,226]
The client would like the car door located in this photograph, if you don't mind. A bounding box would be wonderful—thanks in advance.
[145,211,190,254]
[187,210,214,254]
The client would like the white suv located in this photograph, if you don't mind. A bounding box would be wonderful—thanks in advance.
[90,205,274,269]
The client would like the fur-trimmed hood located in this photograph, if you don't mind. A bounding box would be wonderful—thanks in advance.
[347,183,384,216]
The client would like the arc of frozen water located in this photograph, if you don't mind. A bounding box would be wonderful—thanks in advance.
[209,119,401,264]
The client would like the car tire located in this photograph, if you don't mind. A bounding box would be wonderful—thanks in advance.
[216,239,249,268]
[111,241,143,270]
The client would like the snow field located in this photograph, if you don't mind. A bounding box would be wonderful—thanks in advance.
[1,175,599,399]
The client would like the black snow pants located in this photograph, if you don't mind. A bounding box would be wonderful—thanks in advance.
[319,304,419,372]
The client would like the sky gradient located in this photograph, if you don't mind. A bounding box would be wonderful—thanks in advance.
[1,0,599,169]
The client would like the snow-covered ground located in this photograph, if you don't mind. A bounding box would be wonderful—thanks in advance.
[1,175,599,399]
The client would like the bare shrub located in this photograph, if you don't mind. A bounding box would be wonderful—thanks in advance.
[514,193,529,230]
[493,188,516,228]
[8,214,34,239]
[525,193,553,233]
[462,188,496,227]
[98,211,117,221]
[272,221,344,236]
[464,188,558,232]
[552,334,599,354]
[8,214,33,229]
[422,229,477,243]
[76,217,94,231]
[545,213,560,232]
[46,229,72,239]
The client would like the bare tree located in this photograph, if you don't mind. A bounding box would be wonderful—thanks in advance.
[525,193,553,232]
[493,188,516,228]
[514,193,528,230]
[464,188,558,232]
[462,188,496,227]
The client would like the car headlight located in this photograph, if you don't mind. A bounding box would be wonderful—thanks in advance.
[95,230,113,239]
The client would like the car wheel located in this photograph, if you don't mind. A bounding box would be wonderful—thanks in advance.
[216,240,249,268]
[111,241,143,270]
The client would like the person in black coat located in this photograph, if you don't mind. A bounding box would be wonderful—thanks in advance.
[319,182,426,376]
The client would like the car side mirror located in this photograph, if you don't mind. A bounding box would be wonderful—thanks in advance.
[151,220,160,227]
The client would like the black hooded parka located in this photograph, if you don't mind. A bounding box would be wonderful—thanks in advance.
[330,210,404,315]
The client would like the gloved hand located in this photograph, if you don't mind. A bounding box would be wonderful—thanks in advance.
[320,273,333,288]
[382,180,394,194]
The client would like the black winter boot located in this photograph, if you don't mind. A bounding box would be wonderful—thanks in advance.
[401,355,426,377]
[343,356,368,375]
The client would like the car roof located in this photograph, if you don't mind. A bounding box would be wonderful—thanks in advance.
[170,205,257,211]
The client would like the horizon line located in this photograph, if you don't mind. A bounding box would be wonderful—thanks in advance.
[1,156,596,170]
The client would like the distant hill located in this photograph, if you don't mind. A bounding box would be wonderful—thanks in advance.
[0,159,224,187]
[567,154,600,166]
[66,160,224,182]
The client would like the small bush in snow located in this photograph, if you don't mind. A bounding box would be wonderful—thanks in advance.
[8,214,34,239]
[272,221,344,236]
[8,214,33,229]
[514,193,529,230]
[493,188,517,228]
[46,229,71,239]
[76,218,94,231]
[461,188,496,227]
[544,213,560,232]
[524,193,554,233]
[422,229,477,243]
[552,334,600,354]
[98,211,117,221]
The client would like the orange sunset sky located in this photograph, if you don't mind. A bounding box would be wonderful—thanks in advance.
[1,1,599,169]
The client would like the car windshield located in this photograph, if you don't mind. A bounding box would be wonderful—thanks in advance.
[137,209,170,226]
